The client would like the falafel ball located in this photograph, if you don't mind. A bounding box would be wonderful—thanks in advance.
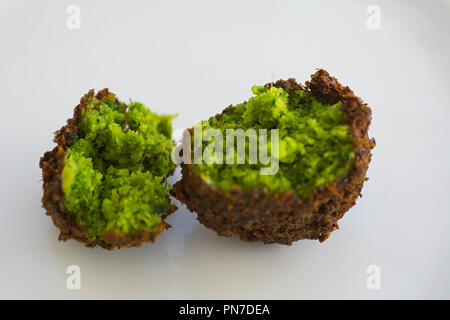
[39,89,177,249]
[172,69,375,245]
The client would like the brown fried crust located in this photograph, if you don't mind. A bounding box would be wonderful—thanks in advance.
[171,69,375,245]
[39,89,176,250]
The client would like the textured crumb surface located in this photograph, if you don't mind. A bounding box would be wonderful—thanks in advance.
[191,79,354,198]
[172,69,375,245]
[39,89,176,249]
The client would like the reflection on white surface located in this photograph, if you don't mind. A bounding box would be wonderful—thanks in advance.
[0,0,449,299]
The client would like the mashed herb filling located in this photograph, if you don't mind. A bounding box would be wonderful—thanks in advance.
[193,85,354,198]
[61,93,175,241]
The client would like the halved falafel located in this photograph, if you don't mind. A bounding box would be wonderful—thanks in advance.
[39,89,176,249]
[172,69,375,245]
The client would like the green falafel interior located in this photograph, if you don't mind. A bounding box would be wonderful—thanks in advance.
[61,92,176,241]
[193,85,354,198]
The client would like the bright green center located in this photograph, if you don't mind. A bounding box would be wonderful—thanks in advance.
[61,93,175,241]
[193,85,354,198]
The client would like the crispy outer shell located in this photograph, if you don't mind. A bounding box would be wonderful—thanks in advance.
[171,69,375,245]
[39,89,176,250]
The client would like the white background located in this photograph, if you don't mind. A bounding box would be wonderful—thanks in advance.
[0,0,449,299]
